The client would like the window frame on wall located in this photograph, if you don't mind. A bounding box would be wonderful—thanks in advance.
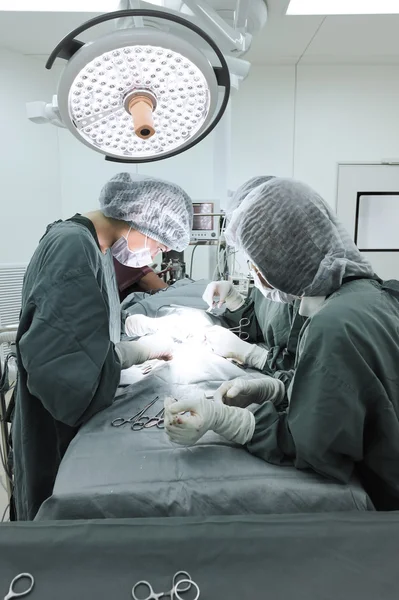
[354,190,399,253]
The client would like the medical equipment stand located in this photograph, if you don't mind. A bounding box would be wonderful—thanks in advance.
[161,251,186,285]
[0,326,17,503]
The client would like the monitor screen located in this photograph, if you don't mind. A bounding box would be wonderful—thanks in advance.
[192,202,214,231]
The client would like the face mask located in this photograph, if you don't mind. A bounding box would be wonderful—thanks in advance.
[252,269,296,304]
[111,229,152,268]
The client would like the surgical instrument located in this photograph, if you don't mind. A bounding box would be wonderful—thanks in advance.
[228,317,250,341]
[4,573,34,599]
[132,570,200,600]
[111,397,159,427]
[132,408,165,430]
[206,306,224,317]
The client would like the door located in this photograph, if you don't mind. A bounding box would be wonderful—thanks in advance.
[336,164,399,280]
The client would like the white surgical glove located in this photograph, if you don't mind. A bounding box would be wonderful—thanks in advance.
[125,314,159,337]
[115,334,174,369]
[125,313,204,342]
[203,281,245,312]
[164,395,255,446]
[213,377,284,408]
[205,325,269,370]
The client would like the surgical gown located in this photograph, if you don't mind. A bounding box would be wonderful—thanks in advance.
[222,288,306,389]
[247,278,399,510]
[13,216,121,520]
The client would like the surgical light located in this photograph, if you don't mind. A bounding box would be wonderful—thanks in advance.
[58,30,216,159]
[38,9,230,163]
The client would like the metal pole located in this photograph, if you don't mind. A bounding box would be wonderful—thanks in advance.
[0,360,12,502]
[183,0,251,53]
[0,328,17,503]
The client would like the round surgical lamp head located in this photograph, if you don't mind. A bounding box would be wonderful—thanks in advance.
[57,29,218,160]
[46,9,230,163]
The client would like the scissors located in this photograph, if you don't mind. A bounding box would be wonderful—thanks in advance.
[132,571,200,600]
[4,573,34,599]
[132,408,165,431]
[111,397,159,427]
[229,317,250,341]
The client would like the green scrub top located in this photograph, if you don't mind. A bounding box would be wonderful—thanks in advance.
[248,278,399,510]
[222,288,306,391]
[13,216,121,520]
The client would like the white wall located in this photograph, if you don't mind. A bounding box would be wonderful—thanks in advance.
[228,65,297,275]
[294,65,399,208]
[0,48,60,264]
[230,65,296,187]
[57,129,217,216]
[228,64,399,209]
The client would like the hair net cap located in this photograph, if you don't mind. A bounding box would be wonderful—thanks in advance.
[99,172,193,252]
[225,176,275,247]
[227,176,276,220]
[232,177,375,297]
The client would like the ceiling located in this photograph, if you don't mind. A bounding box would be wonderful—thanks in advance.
[1,0,399,65]
[246,0,399,65]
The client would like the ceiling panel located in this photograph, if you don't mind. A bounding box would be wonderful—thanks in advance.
[301,15,399,64]
[244,0,323,64]
[245,15,324,64]
[1,3,399,66]
[0,11,114,57]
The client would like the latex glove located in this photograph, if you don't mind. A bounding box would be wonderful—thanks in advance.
[205,325,268,370]
[213,377,284,408]
[125,314,187,340]
[164,395,255,446]
[125,314,159,337]
[202,281,245,312]
[125,313,205,342]
[115,334,174,369]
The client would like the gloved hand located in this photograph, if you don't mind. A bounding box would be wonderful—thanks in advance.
[125,314,159,337]
[115,334,174,369]
[205,325,269,370]
[202,281,245,312]
[125,313,203,342]
[164,395,255,446]
[213,377,284,407]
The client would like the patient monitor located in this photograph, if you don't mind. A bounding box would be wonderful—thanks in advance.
[191,202,219,242]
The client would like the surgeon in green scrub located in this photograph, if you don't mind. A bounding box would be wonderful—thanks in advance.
[13,172,193,520]
[165,177,399,511]
[202,176,306,392]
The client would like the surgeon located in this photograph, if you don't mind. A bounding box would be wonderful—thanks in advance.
[125,177,305,393]
[203,176,306,390]
[13,172,193,520]
[165,177,399,510]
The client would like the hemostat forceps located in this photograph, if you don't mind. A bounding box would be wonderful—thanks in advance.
[228,317,250,341]
[111,396,159,427]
